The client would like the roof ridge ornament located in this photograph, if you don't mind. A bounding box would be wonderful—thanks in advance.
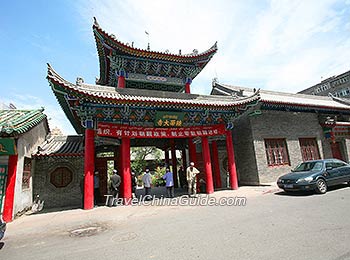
[93,17,100,28]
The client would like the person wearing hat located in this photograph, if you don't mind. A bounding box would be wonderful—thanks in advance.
[142,168,152,200]
[110,169,121,206]
[186,162,200,197]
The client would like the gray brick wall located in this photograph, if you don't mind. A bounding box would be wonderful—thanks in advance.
[33,157,84,209]
[232,114,260,185]
[249,110,326,183]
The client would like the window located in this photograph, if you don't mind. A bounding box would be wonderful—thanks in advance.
[264,139,290,166]
[50,167,73,188]
[22,157,31,190]
[299,138,320,161]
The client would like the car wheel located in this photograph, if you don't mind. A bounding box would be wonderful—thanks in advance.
[316,179,327,194]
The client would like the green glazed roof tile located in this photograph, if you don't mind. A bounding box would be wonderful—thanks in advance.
[0,108,47,136]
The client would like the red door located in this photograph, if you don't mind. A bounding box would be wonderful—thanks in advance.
[331,142,344,161]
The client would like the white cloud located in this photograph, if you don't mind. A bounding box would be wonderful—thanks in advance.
[74,0,350,95]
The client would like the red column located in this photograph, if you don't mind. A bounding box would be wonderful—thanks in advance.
[117,71,126,89]
[211,141,222,189]
[3,154,18,222]
[185,78,191,94]
[170,140,178,188]
[226,130,238,190]
[121,137,131,205]
[202,136,214,194]
[84,128,95,210]
[118,75,125,88]
[185,82,191,93]
[188,138,197,164]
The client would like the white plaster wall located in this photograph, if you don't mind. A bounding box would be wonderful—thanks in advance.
[13,121,48,215]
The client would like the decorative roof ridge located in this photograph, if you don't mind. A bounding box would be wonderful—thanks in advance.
[214,82,350,110]
[47,63,76,89]
[92,17,218,61]
[216,82,345,101]
[329,93,350,105]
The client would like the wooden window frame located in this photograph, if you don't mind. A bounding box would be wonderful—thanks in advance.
[264,138,290,167]
[299,138,320,161]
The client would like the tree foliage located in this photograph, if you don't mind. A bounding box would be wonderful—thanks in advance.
[131,147,163,176]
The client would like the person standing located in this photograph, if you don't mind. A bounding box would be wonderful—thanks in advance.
[142,168,152,200]
[131,171,138,198]
[110,169,121,206]
[94,171,100,206]
[178,166,186,188]
[186,162,200,197]
[163,167,174,198]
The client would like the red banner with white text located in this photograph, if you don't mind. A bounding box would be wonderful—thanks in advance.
[97,123,226,139]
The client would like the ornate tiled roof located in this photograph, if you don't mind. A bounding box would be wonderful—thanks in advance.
[48,64,260,109]
[212,82,350,112]
[93,18,218,87]
[34,135,84,158]
[93,17,217,65]
[47,64,261,134]
[0,109,48,136]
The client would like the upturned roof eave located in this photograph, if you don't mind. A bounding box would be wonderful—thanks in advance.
[47,64,261,110]
[92,17,218,64]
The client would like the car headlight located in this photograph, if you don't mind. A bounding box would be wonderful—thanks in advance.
[296,176,313,183]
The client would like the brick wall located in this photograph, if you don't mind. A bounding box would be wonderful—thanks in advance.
[33,156,84,209]
[249,110,326,183]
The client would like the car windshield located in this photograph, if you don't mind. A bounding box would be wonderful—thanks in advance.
[293,161,323,172]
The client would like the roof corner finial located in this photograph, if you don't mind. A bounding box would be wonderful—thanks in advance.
[179,49,182,55]
[93,17,100,27]
[212,77,218,86]
[145,31,150,51]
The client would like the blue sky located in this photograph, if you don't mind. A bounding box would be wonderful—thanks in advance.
[1,0,350,134]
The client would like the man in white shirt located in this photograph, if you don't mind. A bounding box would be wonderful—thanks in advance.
[186,162,200,197]
[142,168,152,200]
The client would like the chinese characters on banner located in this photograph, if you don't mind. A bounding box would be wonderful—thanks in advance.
[97,123,226,139]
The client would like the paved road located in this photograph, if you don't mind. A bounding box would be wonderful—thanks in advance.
[1,185,350,260]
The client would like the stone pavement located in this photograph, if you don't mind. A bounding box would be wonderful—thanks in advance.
[4,183,281,240]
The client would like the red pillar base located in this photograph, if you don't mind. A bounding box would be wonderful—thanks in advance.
[202,136,214,194]
[121,137,132,205]
[84,128,95,210]
[226,130,238,190]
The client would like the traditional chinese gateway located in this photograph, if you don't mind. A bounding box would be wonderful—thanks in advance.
[46,18,260,209]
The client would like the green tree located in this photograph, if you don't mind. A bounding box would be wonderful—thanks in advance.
[131,147,163,176]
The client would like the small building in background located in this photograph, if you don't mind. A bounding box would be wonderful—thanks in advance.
[0,108,49,222]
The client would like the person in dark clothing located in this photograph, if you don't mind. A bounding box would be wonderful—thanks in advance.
[178,166,186,189]
[131,171,138,198]
[110,169,121,206]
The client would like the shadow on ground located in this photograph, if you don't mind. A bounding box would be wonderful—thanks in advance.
[275,184,349,197]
